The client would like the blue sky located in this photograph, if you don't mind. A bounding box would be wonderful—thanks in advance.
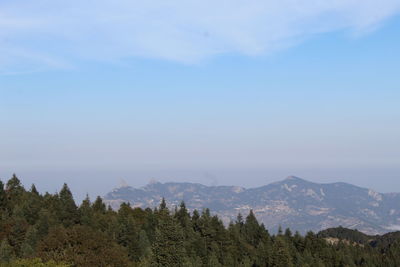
[1,1,400,200]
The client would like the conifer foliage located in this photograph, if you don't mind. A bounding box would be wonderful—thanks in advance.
[1,174,400,266]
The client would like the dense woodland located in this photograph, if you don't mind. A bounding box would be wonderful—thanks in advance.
[1,174,400,267]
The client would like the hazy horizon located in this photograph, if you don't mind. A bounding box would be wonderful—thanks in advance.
[1,167,399,203]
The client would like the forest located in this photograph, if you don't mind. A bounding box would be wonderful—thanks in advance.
[1,174,400,267]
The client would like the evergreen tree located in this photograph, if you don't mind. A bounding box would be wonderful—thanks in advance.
[138,230,152,260]
[255,241,270,267]
[0,180,7,211]
[5,174,25,209]
[30,184,39,196]
[7,212,29,256]
[244,210,262,247]
[175,201,191,229]
[159,197,167,211]
[79,195,93,226]
[5,174,23,194]
[20,189,42,225]
[57,183,79,227]
[271,236,294,267]
[115,203,141,261]
[92,196,106,213]
[151,204,186,267]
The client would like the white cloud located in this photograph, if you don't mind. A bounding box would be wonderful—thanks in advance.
[1,0,400,72]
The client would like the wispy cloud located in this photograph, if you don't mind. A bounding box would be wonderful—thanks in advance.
[1,0,400,72]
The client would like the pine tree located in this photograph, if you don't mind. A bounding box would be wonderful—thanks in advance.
[5,174,23,193]
[151,204,186,267]
[115,203,141,261]
[0,180,6,210]
[175,201,191,228]
[285,228,292,238]
[79,195,93,226]
[30,184,39,196]
[175,201,196,254]
[7,209,29,256]
[92,196,106,214]
[58,183,79,227]
[244,210,262,247]
[159,198,167,211]
[277,225,283,235]
[137,230,152,259]
[255,241,270,267]
[5,174,25,209]
[21,190,42,225]
[271,236,294,267]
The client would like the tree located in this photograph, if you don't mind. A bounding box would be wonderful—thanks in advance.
[92,196,106,214]
[5,174,23,194]
[271,236,294,267]
[175,201,196,254]
[175,201,191,229]
[244,210,263,247]
[5,174,25,209]
[151,204,186,266]
[57,184,79,227]
[7,214,29,256]
[21,189,42,225]
[159,198,167,211]
[255,240,271,267]
[30,184,39,196]
[137,230,152,260]
[79,195,93,226]
[0,180,7,211]
[115,203,141,261]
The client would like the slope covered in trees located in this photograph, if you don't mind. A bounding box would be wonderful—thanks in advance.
[318,226,400,250]
[1,174,400,266]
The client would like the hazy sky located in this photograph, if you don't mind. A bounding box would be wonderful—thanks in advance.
[1,1,400,201]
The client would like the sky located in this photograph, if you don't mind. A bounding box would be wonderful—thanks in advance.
[1,1,400,201]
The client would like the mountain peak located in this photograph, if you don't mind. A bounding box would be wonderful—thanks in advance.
[285,175,305,181]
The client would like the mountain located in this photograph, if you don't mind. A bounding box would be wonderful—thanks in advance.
[103,176,400,235]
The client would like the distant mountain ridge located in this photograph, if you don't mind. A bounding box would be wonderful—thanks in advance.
[103,176,400,235]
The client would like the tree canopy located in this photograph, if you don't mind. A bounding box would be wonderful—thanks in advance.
[1,174,400,266]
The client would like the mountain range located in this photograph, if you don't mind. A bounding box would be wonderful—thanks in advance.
[103,176,400,235]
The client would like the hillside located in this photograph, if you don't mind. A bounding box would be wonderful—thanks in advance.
[104,176,400,234]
